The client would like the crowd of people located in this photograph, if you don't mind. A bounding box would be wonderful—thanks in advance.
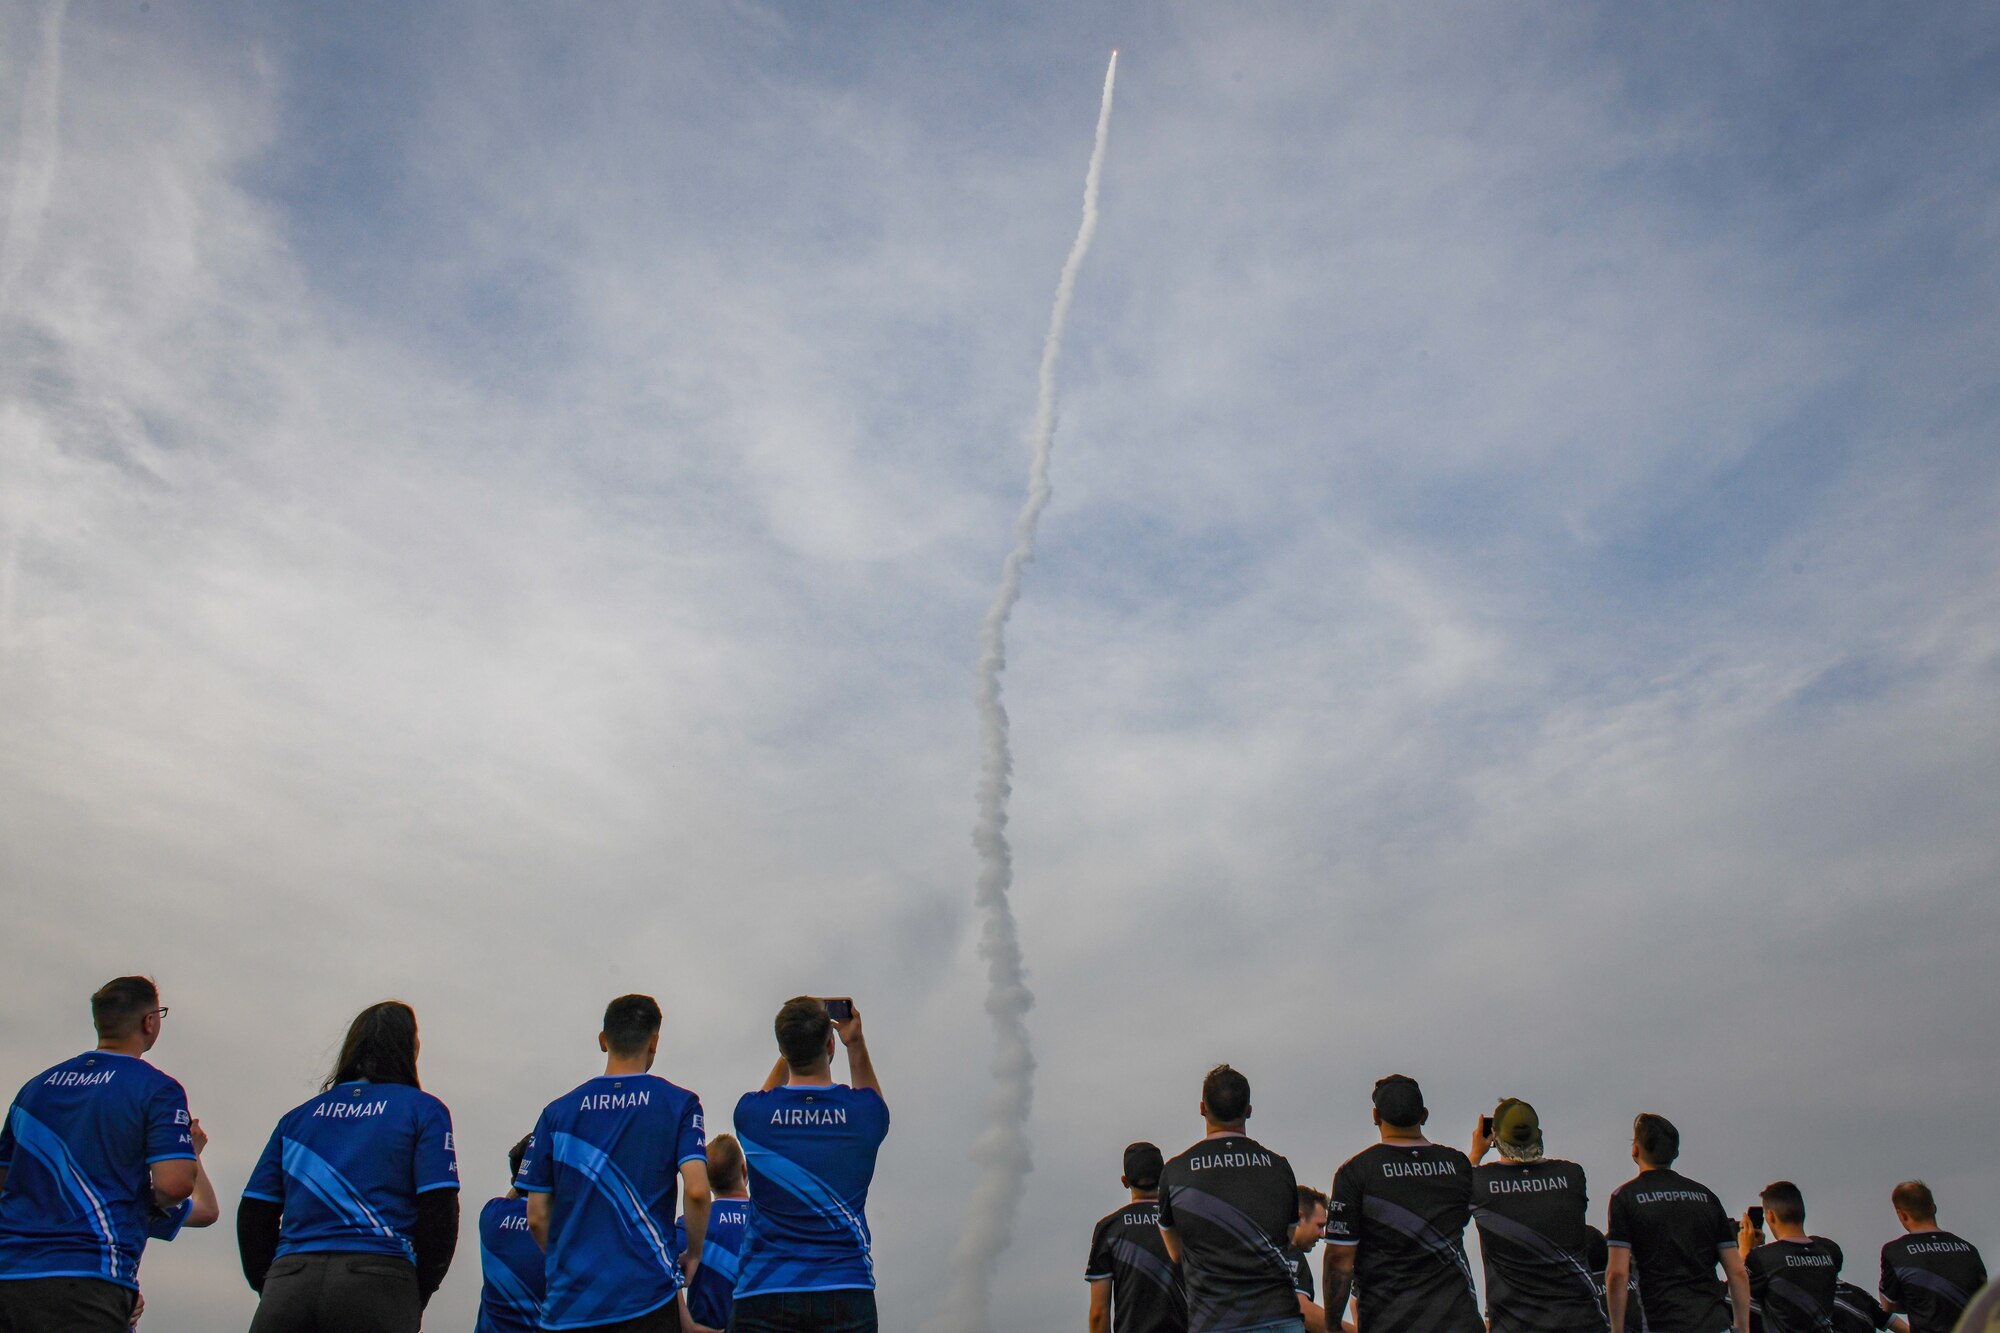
[0,977,888,1332]
[1087,1067,1989,1333]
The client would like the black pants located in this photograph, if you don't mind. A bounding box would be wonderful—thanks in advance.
[247,1252,420,1333]
[587,1296,683,1332]
[729,1289,878,1333]
[0,1277,135,1333]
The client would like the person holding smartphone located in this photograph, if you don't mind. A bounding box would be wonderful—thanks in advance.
[731,996,888,1333]
[1469,1099,1605,1333]
[1740,1182,1840,1333]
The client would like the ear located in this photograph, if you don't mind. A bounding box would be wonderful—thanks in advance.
[648,1032,660,1055]
[598,1032,609,1053]
[1198,1099,1209,1121]
[1242,1103,1253,1121]
[1120,1174,1131,1189]
[1371,1108,1383,1127]
[1418,1107,1430,1126]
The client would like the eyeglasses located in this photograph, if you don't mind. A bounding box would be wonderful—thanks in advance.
[147,1007,169,1021]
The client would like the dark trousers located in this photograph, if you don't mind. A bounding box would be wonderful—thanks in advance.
[729,1289,878,1333]
[247,1252,420,1333]
[0,1277,135,1333]
[587,1296,683,1332]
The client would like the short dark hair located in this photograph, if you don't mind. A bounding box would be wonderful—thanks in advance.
[326,1001,421,1092]
[707,1134,746,1193]
[1633,1112,1680,1166]
[1892,1180,1937,1222]
[1373,1074,1425,1129]
[775,996,832,1070]
[1202,1065,1251,1124]
[602,994,663,1056]
[1761,1180,1805,1226]
[508,1135,531,1183]
[91,976,159,1039]
[1297,1185,1329,1218]
[1123,1142,1165,1190]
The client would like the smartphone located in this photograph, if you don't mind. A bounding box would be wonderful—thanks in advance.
[1748,1206,1764,1231]
[823,998,853,1023]
[1480,1115,1494,1137]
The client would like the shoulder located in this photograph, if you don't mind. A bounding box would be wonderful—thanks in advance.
[1337,1143,1384,1173]
[131,1061,188,1097]
[407,1087,452,1116]
[480,1195,514,1223]
[1438,1145,1473,1167]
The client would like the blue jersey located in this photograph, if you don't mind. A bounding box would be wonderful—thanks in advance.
[733,1083,889,1297]
[243,1081,458,1263]
[475,1196,545,1333]
[0,1051,196,1290]
[516,1074,706,1331]
[676,1196,751,1329]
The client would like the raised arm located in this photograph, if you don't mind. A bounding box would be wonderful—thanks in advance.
[834,1002,881,1101]
[762,1056,790,1092]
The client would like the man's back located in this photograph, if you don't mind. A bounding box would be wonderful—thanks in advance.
[1606,1168,1737,1333]
[1328,1141,1481,1333]
[1880,1232,1986,1333]
[1746,1238,1841,1333]
[516,1072,706,1330]
[0,1051,195,1289]
[1086,1198,1187,1333]
[474,1196,544,1333]
[1472,1158,1606,1333]
[676,1196,749,1330]
[1591,1224,1650,1333]
[1157,1134,1298,1333]
[733,1082,890,1299]
[1833,1281,1893,1333]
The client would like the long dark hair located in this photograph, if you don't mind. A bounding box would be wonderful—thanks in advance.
[324,1000,421,1091]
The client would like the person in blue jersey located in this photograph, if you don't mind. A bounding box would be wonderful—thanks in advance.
[237,1000,460,1333]
[0,976,199,1333]
[732,996,889,1333]
[517,994,712,1333]
[674,1134,750,1333]
[477,1136,545,1333]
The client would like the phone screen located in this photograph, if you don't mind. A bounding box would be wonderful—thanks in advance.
[824,998,853,1022]
[1480,1116,1494,1137]
[1748,1206,1764,1230]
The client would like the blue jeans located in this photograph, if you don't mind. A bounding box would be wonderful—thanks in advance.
[728,1289,877,1332]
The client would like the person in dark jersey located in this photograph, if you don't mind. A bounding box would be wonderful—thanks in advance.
[1740,1182,1840,1333]
[1879,1181,1986,1333]
[517,994,711,1333]
[0,977,199,1333]
[476,1136,544,1333]
[1604,1113,1747,1333]
[1833,1280,1906,1333]
[732,996,889,1333]
[1591,1225,1650,1333]
[1157,1065,1301,1333]
[1285,1186,1330,1333]
[1469,1098,1606,1333]
[238,1000,460,1333]
[1086,1141,1188,1333]
[674,1134,749,1333]
[1323,1074,1481,1333]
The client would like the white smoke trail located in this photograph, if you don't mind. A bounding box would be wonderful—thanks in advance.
[1,0,68,314]
[934,50,1117,1333]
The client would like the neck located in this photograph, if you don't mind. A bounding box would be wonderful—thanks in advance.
[1638,1161,1671,1173]
[1905,1220,1941,1234]
[1380,1126,1428,1144]
[788,1061,834,1087]
[1771,1222,1809,1243]
[1130,1188,1160,1203]
[603,1054,651,1076]
[95,1036,146,1058]
[718,1187,750,1201]
[1205,1122,1245,1139]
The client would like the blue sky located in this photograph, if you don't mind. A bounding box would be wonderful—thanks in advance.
[3,3,1997,1329]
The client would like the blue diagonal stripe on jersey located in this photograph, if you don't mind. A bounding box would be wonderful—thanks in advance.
[696,1238,741,1287]
[738,1134,873,1278]
[549,1132,678,1279]
[281,1138,409,1261]
[1894,1268,1972,1307]
[1470,1206,1603,1309]
[1362,1194,1479,1297]
[479,1237,543,1316]
[1109,1236,1179,1295]
[7,1107,121,1281]
[1166,1187,1296,1286]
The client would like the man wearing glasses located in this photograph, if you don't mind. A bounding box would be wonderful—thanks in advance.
[0,976,199,1332]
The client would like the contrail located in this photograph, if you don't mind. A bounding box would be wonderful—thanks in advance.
[1,0,69,314]
[934,49,1117,1333]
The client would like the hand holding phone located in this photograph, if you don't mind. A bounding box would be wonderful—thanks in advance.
[1748,1205,1764,1231]
[822,998,853,1023]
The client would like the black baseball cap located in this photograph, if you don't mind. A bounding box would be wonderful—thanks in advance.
[1124,1141,1164,1189]
[1373,1074,1425,1128]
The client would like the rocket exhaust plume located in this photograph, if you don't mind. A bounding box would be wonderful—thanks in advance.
[933,49,1118,1333]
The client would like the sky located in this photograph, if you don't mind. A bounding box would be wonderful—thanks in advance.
[2,2,1998,1329]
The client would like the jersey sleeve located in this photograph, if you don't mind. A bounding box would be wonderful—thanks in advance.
[1826,1239,1845,1273]
[676,1093,708,1168]
[1879,1247,1903,1308]
[1745,1246,1772,1301]
[1293,1250,1315,1297]
[413,1095,459,1193]
[0,1099,16,1170]
[1606,1187,1633,1249]
[1327,1160,1362,1245]
[1085,1216,1114,1281]
[674,1218,690,1259]
[517,1108,554,1194]
[146,1076,197,1164]
[243,1122,286,1203]
[1157,1178,1178,1233]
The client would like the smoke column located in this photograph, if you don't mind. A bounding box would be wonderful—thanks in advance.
[933,50,1117,1333]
